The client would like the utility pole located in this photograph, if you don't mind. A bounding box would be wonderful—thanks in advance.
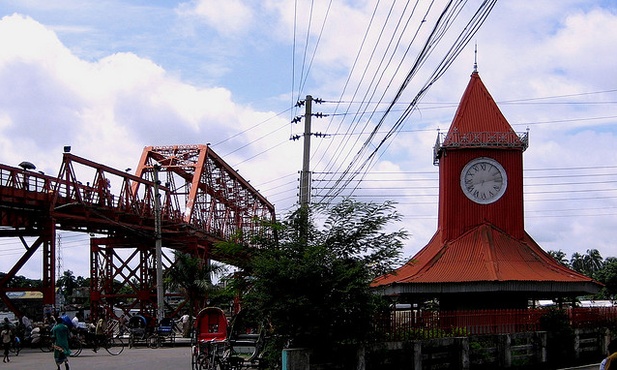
[299,95,313,208]
[153,164,164,323]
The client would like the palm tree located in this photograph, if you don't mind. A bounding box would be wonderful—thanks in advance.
[165,251,227,332]
[548,250,570,267]
[571,250,604,277]
[56,270,78,302]
[583,249,604,276]
[571,252,585,274]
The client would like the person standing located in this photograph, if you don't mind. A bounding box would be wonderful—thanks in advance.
[71,315,79,329]
[181,312,190,338]
[51,316,71,370]
[118,314,127,336]
[1,320,12,363]
[21,314,32,332]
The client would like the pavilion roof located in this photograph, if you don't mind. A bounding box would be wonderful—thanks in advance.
[373,223,597,288]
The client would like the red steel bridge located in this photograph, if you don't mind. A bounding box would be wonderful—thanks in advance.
[0,144,275,319]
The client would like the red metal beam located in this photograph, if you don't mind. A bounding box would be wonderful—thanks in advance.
[1,146,275,319]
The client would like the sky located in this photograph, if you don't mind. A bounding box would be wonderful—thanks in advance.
[0,0,617,280]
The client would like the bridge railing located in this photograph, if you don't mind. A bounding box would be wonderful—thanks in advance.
[51,153,184,224]
[0,164,57,199]
[375,307,617,340]
[1,150,274,247]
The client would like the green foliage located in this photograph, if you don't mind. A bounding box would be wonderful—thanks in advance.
[539,308,575,366]
[470,338,494,365]
[547,250,570,267]
[0,273,41,289]
[165,251,227,314]
[570,249,604,277]
[450,326,470,337]
[594,257,617,299]
[226,198,408,366]
[57,270,78,302]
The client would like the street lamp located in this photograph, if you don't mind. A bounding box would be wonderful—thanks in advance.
[18,161,36,190]
[18,161,36,171]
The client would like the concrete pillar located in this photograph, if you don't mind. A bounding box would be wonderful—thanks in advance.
[498,333,512,368]
[282,348,311,370]
[356,345,365,370]
[574,328,581,359]
[535,331,547,363]
[413,341,422,370]
[456,337,470,370]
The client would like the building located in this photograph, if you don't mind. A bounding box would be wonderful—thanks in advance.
[372,70,601,310]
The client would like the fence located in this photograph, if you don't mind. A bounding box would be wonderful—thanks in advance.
[375,307,617,340]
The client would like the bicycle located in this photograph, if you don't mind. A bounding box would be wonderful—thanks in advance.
[37,331,54,352]
[70,330,125,356]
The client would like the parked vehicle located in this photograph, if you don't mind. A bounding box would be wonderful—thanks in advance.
[69,322,125,356]
[191,307,266,370]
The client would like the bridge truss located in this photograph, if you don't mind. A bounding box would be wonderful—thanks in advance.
[0,144,275,319]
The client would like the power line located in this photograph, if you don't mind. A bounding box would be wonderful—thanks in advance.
[316,0,498,203]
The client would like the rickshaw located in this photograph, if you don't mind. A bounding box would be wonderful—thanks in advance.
[154,317,176,347]
[127,314,156,348]
[191,307,265,370]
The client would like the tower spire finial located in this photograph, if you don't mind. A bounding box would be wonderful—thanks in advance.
[473,42,478,73]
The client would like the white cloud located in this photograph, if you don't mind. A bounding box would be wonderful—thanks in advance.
[1,1,617,278]
[178,0,254,36]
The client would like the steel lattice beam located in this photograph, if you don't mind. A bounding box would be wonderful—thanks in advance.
[0,145,275,320]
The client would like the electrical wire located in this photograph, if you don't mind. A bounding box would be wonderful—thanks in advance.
[316,0,498,203]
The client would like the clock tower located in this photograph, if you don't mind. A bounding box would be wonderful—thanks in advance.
[372,70,601,310]
[434,70,527,242]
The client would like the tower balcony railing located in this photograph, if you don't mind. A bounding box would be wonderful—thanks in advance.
[433,129,529,165]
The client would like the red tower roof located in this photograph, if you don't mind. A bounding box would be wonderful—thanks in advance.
[437,71,527,154]
[448,71,514,136]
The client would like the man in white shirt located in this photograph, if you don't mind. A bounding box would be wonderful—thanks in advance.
[181,313,190,338]
[21,315,32,331]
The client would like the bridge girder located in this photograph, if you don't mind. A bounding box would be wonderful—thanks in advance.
[0,145,275,320]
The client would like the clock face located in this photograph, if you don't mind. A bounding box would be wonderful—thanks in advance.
[460,157,507,204]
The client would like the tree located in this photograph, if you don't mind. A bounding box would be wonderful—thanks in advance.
[165,251,227,319]
[571,252,585,274]
[548,250,570,267]
[571,249,604,277]
[584,249,604,274]
[1,273,41,288]
[593,257,617,299]
[225,198,408,366]
[56,270,78,302]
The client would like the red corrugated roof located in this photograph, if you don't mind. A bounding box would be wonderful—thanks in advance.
[446,71,515,137]
[372,223,595,287]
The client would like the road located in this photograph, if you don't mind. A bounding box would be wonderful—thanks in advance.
[7,344,193,370]
[559,365,601,370]
[9,342,601,370]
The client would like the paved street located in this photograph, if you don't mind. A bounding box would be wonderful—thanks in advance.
[559,365,602,370]
[6,342,603,370]
[5,344,193,370]
[559,365,601,370]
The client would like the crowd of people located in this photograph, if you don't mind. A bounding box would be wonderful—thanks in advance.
[0,309,108,369]
[0,308,193,368]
